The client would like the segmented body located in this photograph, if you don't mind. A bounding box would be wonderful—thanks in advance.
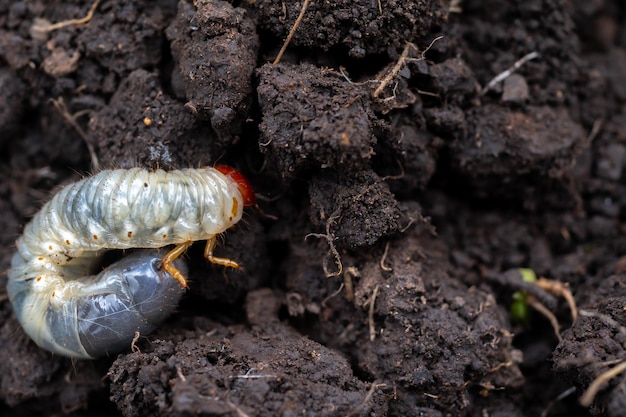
[8,167,247,359]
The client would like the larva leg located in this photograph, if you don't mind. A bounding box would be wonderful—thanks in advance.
[204,236,240,269]
[162,242,193,288]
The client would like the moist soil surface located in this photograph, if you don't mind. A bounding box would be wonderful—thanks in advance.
[1,1,625,416]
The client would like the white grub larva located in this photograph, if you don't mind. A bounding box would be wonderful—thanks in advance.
[7,166,255,359]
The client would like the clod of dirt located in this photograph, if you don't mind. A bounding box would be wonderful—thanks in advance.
[41,47,80,78]
[424,105,466,137]
[0,69,26,141]
[502,74,530,103]
[76,0,167,76]
[353,226,524,414]
[598,49,626,103]
[309,170,401,248]
[375,113,442,193]
[444,104,587,206]
[253,0,448,58]
[108,317,387,416]
[166,0,258,142]
[257,63,378,179]
[89,69,213,169]
[553,274,626,417]
[369,49,479,115]
[429,57,479,98]
[368,44,422,114]
[284,221,524,415]
[0,29,32,71]
[596,142,626,181]
[452,105,585,178]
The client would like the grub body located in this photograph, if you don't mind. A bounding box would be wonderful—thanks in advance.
[7,167,245,358]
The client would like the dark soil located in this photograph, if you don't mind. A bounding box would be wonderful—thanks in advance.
[1,0,625,416]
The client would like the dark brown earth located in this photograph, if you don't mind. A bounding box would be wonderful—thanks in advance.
[1,0,625,416]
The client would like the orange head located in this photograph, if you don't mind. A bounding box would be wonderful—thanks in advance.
[215,165,256,206]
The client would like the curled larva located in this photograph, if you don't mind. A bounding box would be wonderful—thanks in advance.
[7,166,255,359]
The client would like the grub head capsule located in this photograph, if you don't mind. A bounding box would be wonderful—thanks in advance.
[215,165,256,206]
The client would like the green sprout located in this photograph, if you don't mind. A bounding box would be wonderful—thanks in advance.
[510,268,537,324]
